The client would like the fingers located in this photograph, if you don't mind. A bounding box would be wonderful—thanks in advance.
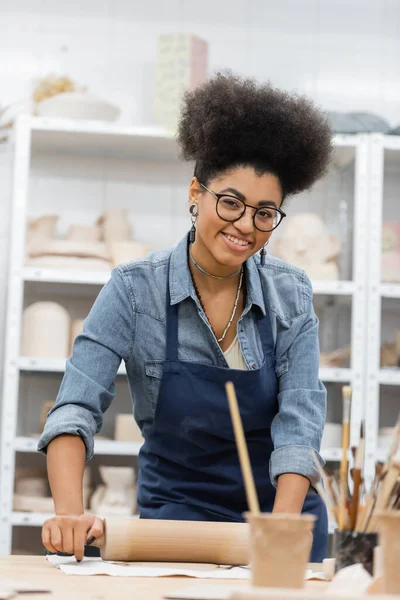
[49,522,63,553]
[86,515,104,543]
[42,522,58,554]
[73,521,87,562]
[41,514,104,561]
[62,524,74,555]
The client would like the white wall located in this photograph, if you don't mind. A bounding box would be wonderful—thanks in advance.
[1,0,400,126]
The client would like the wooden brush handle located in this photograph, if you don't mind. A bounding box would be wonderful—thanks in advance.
[349,469,362,531]
[94,518,249,564]
[339,423,350,530]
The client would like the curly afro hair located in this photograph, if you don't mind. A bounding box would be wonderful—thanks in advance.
[177,71,332,201]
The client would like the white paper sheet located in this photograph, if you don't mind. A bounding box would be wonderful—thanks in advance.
[46,556,326,582]
[46,555,250,578]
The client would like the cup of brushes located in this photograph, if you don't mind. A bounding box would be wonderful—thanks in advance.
[317,384,400,582]
[225,382,314,589]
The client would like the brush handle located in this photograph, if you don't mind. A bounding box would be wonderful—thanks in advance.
[93,518,249,564]
[226,382,260,514]
[349,468,362,531]
[339,423,350,530]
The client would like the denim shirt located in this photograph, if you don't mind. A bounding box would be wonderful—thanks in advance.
[38,234,326,487]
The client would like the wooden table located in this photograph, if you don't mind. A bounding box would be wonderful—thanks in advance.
[0,556,328,600]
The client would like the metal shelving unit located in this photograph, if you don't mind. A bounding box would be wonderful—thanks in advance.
[364,134,400,488]
[0,117,370,553]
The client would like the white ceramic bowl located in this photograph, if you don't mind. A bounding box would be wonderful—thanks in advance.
[36,92,120,121]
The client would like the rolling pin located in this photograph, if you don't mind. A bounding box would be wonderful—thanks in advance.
[93,518,249,564]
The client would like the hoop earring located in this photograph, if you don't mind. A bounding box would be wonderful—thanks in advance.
[189,203,198,244]
[260,240,269,267]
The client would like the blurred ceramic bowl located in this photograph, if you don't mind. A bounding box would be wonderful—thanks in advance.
[36,92,120,121]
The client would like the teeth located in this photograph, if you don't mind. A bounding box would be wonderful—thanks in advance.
[225,234,249,247]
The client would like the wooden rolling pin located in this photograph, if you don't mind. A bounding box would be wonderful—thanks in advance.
[93,518,249,564]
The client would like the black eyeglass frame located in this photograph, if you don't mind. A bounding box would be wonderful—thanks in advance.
[199,183,286,232]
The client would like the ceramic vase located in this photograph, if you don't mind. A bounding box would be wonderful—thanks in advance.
[21,302,71,358]
[90,466,136,516]
[66,224,101,242]
[97,208,132,245]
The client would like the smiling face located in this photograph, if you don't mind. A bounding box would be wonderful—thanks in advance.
[189,166,283,271]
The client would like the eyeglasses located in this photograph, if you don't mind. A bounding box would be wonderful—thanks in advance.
[200,183,286,232]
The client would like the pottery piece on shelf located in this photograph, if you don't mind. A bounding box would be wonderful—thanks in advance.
[25,256,111,270]
[13,495,54,513]
[114,414,143,443]
[28,240,110,261]
[69,319,85,355]
[245,512,314,588]
[154,34,208,133]
[320,345,351,368]
[90,466,136,516]
[66,224,102,243]
[97,208,132,246]
[26,215,58,249]
[21,302,71,358]
[36,92,120,122]
[274,213,340,280]
[15,477,48,498]
[380,331,400,367]
[110,241,149,267]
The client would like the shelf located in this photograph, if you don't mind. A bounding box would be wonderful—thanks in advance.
[318,368,352,383]
[380,283,400,299]
[311,280,355,295]
[320,448,343,462]
[15,437,141,455]
[29,117,179,162]
[379,369,400,386]
[18,357,127,376]
[22,268,356,297]
[11,512,54,526]
[18,358,347,383]
[23,267,110,286]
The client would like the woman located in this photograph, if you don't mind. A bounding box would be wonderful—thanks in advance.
[39,72,332,562]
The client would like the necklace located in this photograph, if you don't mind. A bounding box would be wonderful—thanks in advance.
[191,267,244,343]
[189,250,242,280]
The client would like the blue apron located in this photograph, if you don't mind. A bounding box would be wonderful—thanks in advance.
[137,258,328,561]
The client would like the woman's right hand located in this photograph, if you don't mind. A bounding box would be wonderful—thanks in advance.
[42,513,104,562]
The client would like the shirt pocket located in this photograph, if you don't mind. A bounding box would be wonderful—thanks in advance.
[145,360,163,410]
[275,356,288,378]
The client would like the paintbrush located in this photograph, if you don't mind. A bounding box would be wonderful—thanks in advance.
[349,421,364,530]
[225,381,260,515]
[339,385,351,530]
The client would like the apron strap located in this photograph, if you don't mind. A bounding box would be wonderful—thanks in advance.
[165,257,275,361]
[165,258,179,361]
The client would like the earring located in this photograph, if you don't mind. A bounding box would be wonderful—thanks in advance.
[189,203,198,244]
[260,241,269,266]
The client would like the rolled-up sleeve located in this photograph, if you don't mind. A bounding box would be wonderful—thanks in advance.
[38,267,135,461]
[269,280,326,487]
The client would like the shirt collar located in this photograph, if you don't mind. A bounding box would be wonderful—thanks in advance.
[169,234,266,316]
